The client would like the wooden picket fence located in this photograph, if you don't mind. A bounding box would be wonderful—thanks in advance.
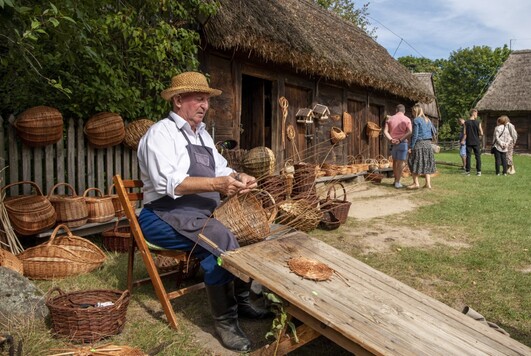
[0,115,140,197]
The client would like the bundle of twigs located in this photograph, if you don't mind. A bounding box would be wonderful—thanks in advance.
[0,167,24,254]
[47,343,146,356]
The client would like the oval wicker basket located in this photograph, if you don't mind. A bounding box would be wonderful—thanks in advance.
[13,106,63,147]
[46,287,130,343]
[123,118,154,150]
[48,183,88,228]
[366,121,382,138]
[278,199,322,232]
[0,248,24,274]
[84,112,125,148]
[2,181,57,236]
[242,146,276,179]
[214,190,277,246]
[17,224,106,279]
[330,126,346,144]
[83,188,115,223]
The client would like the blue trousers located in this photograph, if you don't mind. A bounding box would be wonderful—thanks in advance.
[138,209,233,286]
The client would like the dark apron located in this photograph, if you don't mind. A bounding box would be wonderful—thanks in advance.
[144,125,239,256]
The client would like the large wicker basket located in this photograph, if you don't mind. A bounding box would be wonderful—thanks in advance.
[48,183,88,228]
[84,112,125,148]
[123,118,154,150]
[319,182,351,224]
[0,248,23,274]
[83,188,115,223]
[214,190,277,246]
[2,181,57,236]
[46,287,130,343]
[13,106,64,147]
[242,147,276,179]
[366,121,382,138]
[17,224,106,279]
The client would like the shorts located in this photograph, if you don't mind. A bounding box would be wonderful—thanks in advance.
[391,142,408,161]
[460,144,466,157]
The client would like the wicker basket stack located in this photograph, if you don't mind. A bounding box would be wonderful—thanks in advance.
[84,112,125,148]
[48,183,88,228]
[13,106,64,147]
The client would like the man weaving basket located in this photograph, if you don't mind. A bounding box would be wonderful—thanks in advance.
[137,72,271,352]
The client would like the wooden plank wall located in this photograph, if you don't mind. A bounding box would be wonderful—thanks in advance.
[0,115,140,197]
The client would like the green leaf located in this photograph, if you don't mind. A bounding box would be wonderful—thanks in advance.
[31,20,40,29]
[61,16,76,24]
[50,18,60,27]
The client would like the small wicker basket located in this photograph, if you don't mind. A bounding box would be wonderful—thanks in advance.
[319,182,351,225]
[17,224,106,279]
[48,183,88,228]
[102,221,131,253]
[0,248,23,274]
[123,118,154,150]
[46,287,130,343]
[13,106,63,147]
[84,112,125,148]
[83,188,115,223]
[366,121,382,138]
[330,126,346,144]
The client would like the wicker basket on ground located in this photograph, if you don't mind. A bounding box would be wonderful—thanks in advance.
[46,287,130,343]
[366,121,382,138]
[242,146,276,179]
[17,224,106,279]
[48,183,88,228]
[83,188,115,223]
[123,118,154,150]
[102,221,131,253]
[2,181,57,236]
[319,182,352,225]
[214,190,277,246]
[365,172,384,183]
[0,248,23,274]
[84,112,125,148]
[13,106,63,147]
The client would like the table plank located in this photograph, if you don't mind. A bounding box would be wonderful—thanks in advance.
[222,232,530,356]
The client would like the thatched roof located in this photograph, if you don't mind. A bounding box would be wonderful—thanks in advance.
[203,0,433,102]
[476,50,531,112]
[413,73,440,119]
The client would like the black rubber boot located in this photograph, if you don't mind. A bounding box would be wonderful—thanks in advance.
[234,278,273,319]
[205,282,251,352]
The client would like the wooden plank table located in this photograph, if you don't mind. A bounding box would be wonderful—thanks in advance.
[221,232,530,355]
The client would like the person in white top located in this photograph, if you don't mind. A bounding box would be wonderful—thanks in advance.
[506,117,518,174]
[491,115,512,176]
[137,72,270,352]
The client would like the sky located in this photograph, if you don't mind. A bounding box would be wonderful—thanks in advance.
[367,0,531,60]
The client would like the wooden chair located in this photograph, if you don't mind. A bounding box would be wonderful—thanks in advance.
[113,174,205,330]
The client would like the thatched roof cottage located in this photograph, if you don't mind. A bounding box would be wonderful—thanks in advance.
[476,50,531,151]
[200,0,433,165]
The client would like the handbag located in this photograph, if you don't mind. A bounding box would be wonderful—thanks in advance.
[430,122,440,154]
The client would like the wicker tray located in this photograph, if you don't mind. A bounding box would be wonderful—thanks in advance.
[288,257,334,281]
[46,287,130,343]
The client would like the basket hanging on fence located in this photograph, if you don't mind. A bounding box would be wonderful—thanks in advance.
[242,146,276,179]
[2,181,57,236]
[123,118,154,150]
[366,121,381,138]
[319,182,351,225]
[46,287,130,343]
[277,199,322,232]
[102,220,131,253]
[13,106,64,147]
[0,248,23,274]
[214,190,277,246]
[17,224,106,279]
[83,188,115,223]
[48,183,88,228]
[84,112,125,148]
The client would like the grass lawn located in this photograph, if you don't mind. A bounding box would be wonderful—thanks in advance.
[2,151,530,354]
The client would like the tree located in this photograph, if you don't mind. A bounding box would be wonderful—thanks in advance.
[398,56,445,76]
[313,0,375,37]
[0,0,219,120]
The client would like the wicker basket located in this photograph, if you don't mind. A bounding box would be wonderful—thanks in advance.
[123,118,154,150]
[154,254,201,277]
[13,106,63,147]
[319,182,351,224]
[48,183,88,228]
[343,111,353,134]
[46,287,130,343]
[293,162,317,195]
[259,175,287,206]
[366,121,382,138]
[278,199,322,232]
[330,126,346,144]
[214,190,277,246]
[102,221,131,253]
[84,112,125,148]
[318,211,341,230]
[17,224,106,279]
[376,155,390,169]
[242,146,276,179]
[0,248,23,274]
[365,172,384,183]
[107,184,137,218]
[83,188,115,223]
[366,158,379,172]
[2,181,57,236]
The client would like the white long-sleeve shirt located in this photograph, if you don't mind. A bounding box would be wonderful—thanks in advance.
[137,112,233,204]
[493,124,512,153]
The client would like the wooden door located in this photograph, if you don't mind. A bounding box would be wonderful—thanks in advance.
[346,99,365,157]
[241,75,272,149]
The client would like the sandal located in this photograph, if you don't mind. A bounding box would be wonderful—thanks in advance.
[407,185,420,190]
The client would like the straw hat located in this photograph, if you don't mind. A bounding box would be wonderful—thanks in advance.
[161,72,222,101]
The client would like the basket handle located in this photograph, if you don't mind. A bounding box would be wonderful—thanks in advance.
[114,289,130,310]
[108,184,117,196]
[252,189,278,224]
[47,182,77,199]
[325,182,347,202]
[46,224,74,245]
[45,286,65,302]
[1,180,44,196]
[83,187,104,198]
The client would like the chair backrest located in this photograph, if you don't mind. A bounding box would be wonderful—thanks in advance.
[113,175,145,244]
